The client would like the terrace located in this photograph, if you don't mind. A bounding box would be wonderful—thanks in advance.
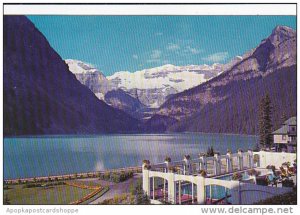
[142,150,296,204]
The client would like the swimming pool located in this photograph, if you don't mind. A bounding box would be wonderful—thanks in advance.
[180,182,231,203]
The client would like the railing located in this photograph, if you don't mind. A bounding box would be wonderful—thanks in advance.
[145,151,254,177]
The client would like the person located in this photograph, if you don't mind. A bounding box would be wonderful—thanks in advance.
[279,166,290,178]
[266,168,282,187]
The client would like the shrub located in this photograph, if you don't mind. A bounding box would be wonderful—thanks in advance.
[129,183,136,195]
[165,156,171,162]
[99,199,114,205]
[184,154,191,160]
[199,170,207,177]
[232,172,243,181]
[282,179,295,188]
[113,195,120,204]
[144,164,151,170]
[99,171,134,183]
[142,160,150,165]
[23,183,42,188]
[207,147,215,156]
[168,166,176,173]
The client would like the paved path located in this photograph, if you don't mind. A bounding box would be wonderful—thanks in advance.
[89,173,142,204]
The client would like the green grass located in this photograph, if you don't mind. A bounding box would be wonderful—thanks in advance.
[4,184,92,205]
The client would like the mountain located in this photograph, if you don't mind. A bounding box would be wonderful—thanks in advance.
[65,59,145,119]
[3,15,139,136]
[65,59,228,119]
[65,59,110,100]
[104,89,146,119]
[149,25,296,134]
[107,64,225,108]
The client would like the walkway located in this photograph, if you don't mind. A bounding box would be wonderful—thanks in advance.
[89,173,142,204]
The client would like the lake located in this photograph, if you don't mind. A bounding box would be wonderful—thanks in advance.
[4,133,258,179]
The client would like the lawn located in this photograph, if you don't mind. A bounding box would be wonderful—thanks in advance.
[4,184,92,205]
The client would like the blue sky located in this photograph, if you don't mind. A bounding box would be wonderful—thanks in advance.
[28,16,296,76]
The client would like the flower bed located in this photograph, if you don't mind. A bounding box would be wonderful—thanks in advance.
[69,187,104,205]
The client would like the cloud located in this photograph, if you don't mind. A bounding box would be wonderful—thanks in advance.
[166,43,180,51]
[132,54,138,60]
[150,50,162,59]
[202,52,229,62]
[184,46,201,54]
[146,49,163,64]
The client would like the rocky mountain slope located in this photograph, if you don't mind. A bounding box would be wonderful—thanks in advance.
[148,26,296,134]
[65,60,233,119]
[3,15,139,136]
[65,59,111,100]
[65,59,145,119]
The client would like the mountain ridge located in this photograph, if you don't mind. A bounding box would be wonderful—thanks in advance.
[4,15,139,136]
[147,25,296,134]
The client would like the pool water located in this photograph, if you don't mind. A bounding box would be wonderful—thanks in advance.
[180,183,231,203]
[180,171,254,203]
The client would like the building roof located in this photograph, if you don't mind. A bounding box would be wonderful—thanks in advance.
[283,116,296,126]
[273,126,288,134]
[272,116,296,135]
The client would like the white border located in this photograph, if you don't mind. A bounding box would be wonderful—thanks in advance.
[3,4,297,15]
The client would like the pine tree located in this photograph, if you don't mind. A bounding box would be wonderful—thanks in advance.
[258,94,273,148]
[280,112,287,123]
[135,180,150,204]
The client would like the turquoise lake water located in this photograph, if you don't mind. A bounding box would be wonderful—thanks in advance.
[4,133,258,179]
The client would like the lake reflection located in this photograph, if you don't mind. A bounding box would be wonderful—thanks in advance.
[4,133,257,179]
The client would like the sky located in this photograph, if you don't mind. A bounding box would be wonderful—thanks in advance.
[28,15,296,76]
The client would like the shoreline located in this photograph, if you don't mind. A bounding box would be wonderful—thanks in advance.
[4,166,142,184]
[4,132,259,139]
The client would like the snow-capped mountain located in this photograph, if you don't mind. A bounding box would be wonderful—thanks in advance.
[65,59,111,100]
[107,64,223,92]
[66,58,243,118]
[66,60,228,108]
[107,63,226,107]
